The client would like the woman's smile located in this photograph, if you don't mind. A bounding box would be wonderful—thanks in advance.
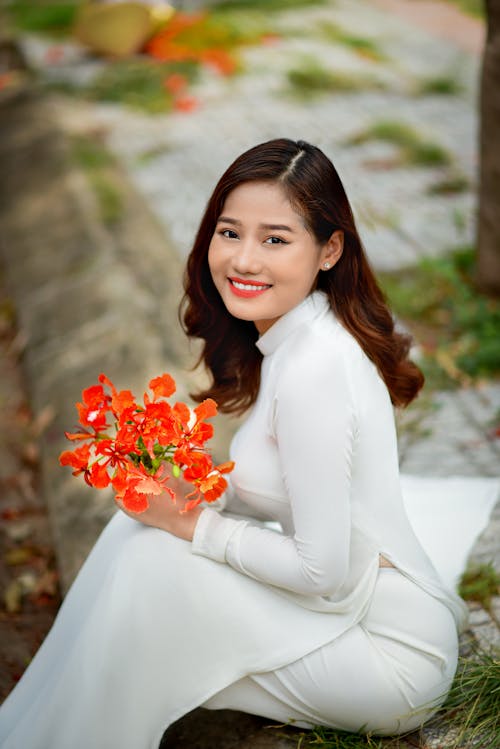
[228,277,273,298]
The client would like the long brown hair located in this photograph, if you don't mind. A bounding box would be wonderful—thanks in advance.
[181,138,423,413]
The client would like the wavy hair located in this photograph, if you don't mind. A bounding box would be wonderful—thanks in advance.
[181,138,423,413]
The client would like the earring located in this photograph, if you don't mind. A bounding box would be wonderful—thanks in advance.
[323,262,331,270]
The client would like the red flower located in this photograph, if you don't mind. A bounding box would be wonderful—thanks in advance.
[59,444,91,476]
[163,73,188,95]
[112,465,174,513]
[201,49,237,76]
[149,373,176,399]
[173,95,199,113]
[60,372,234,513]
[59,444,110,488]
[194,398,218,421]
[76,384,111,432]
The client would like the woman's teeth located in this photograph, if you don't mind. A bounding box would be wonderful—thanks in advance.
[231,281,270,291]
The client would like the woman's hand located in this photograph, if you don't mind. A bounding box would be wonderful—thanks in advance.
[115,468,203,541]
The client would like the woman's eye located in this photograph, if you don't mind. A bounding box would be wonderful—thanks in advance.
[264,236,287,245]
[220,229,239,239]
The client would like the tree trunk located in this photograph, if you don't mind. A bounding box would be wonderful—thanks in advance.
[477,0,500,294]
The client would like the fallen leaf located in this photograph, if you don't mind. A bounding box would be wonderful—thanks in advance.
[30,405,55,437]
[4,579,23,613]
[21,441,39,468]
[4,547,36,566]
[3,521,32,542]
[34,570,59,598]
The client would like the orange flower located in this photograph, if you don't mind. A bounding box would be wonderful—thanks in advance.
[201,48,237,76]
[163,73,188,95]
[76,384,111,432]
[215,461,235,474]
[60,371,234,513]
[183,451,212,481]
[194,398,218,421]
[172,401,191,426]
[88,462,111,489]
[146,12,207,62]
[173,95,199,113]
[149,373,176,399]
[59,444,91,476]
[111,389,136,418]
[112,465,175,513]
[59,444,110,488]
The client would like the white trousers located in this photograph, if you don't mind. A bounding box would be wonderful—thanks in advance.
[204,568,458,736]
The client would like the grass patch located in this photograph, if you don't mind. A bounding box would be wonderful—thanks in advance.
[291,727,388,747]
[320,22,386,61]
[287,57,385,99]
[459,562,500,622]
[416,75,463,96]
[443,0,485,18]
[213,0,327,11]
[84,59,198,114]
[427,173,470,195]
[437,649,500,747]
[4,0,79,33]
[70,135,124,225]
[348,121,452,167]
[379,246,500,389]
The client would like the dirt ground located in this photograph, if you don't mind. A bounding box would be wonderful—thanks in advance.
[0,279,61,702]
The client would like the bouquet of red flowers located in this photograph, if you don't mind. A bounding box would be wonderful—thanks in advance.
[59,373,234,513]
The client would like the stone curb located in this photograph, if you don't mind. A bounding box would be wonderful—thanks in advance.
[0,87,194,591]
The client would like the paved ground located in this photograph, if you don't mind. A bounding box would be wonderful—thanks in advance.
[0,1,498,747]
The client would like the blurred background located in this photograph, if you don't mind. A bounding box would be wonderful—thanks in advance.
[0,1,499,745]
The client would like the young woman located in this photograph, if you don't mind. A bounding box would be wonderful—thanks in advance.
[0,138,469,748]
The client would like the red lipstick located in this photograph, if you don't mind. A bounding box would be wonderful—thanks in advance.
[228,277,272,299]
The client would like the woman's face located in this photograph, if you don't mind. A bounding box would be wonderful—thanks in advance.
[208,181,338,334]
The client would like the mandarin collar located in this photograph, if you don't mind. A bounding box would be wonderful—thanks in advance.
[256,291,330,356]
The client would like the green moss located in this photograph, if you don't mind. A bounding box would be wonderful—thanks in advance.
[70,136,124,225]
[349,120,452,168]
[379,246,500,388]
[213,0,327,11]
[427,173,470,195]
[85,59,198,114]
[444,0,485,18]
[5,0,78,32]
[320,22,386,61]
[459,563,500,614]
[417,75,463,96]
[287,57,385,99]
[71,137,115,171]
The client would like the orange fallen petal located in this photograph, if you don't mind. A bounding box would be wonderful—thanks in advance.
[173,95,199,113]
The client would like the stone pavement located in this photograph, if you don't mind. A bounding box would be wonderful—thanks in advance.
[0,1,498,746]
[35,0,481,272]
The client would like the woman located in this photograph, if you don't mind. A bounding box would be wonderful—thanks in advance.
[0,138,469,748]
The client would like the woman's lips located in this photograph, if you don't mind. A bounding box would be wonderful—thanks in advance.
[228,278,272,298]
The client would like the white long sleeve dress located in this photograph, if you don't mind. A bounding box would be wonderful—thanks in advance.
[0,291,497,749]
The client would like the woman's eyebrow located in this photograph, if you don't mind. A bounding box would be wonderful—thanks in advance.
[260,223,294,232]
[217,216,240,225]
[217,216,294,232]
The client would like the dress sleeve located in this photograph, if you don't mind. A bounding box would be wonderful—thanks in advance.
[210,476,273,521]
[192,338,358,597]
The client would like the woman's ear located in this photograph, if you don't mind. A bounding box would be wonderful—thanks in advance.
[319,230,344,271]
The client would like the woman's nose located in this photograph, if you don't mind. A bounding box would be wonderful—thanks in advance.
[231,240,262,275]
